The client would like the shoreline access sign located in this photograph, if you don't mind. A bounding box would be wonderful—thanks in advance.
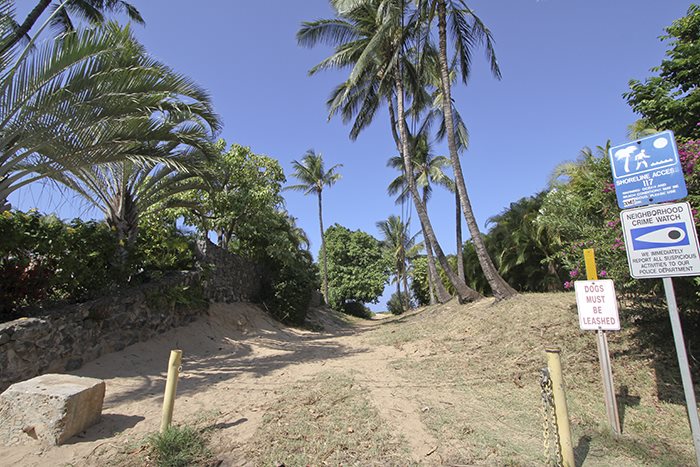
[620,201,700,279]
[608,130,687,209]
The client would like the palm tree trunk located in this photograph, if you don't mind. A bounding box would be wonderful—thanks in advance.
[394,74,480,303]
[388,100,446,304]
[1,0,52,55]
[436,0,516,300]
[402,266,410,309]
[319,190,329,305]
[423,190,451,303]
[396,269,402,311]
[455,190,465,283]
[428,265,436,305]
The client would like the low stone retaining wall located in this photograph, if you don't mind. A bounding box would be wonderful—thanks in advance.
[0,272,205,392]
[0,242,265,391]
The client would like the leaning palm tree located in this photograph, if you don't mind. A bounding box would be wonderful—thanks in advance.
[286,150,342,304]
[387,133,452,303]
[0,18,219,211]
[419,0,517,300]
[298,0,481,302]
[376,214,421,312]
[2,0,144,55]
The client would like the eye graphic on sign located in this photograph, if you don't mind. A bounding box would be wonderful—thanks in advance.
[635,226,686,244]
[630,222,691,250]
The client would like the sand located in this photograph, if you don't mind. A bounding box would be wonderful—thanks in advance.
[0,303,433,466]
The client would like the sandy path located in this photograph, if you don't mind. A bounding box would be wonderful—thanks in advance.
[0,303,436,466]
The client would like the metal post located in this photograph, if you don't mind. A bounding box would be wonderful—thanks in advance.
[546,346,575,467]
[584,248,621,435]
[160,349,182,433]
[662,278,700,466]
[597,329,621,434]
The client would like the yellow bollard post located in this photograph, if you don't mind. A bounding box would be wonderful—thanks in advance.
[546,346,575,467]
[160,349,182,433]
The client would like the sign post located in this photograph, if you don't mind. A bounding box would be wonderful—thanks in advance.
[663,277,700,466]
[576,249,621,435]
[610,131,700,464]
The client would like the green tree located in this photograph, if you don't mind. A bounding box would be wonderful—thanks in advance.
[376,214,421,312]
[420,0,516,300]
[298,0,481,302]
[286,150,342,305]
[179,141,286,249]
[485,193,562,292]
[324,223,389,311]
[625,4,700,139]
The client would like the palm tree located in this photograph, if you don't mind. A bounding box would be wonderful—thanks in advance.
[2,0,144,55]
[48,157,205,263]
[298,0,481,302]
[287,150,342,304]
[0,20,219,211]
[420,0,517,300]
[376,214,421,312]
[387,133,452,303]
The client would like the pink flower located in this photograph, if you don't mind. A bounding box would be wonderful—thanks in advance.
[563,281,573,290]
[569,269,579,278]
[600,270,607,277]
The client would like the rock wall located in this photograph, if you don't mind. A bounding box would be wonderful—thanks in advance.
[0,243,264,391]
[195,239,264,302]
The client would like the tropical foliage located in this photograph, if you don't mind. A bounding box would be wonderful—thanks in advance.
[625,4,700,139]
[323,223,389,313]
[0,209,196,320]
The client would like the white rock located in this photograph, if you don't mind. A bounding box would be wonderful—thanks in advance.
[0,373,105,446]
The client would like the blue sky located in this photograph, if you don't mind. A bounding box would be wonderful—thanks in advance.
[10,1,695,309]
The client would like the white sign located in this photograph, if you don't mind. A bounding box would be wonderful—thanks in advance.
[574,280,620,331]
[620,202,700,279]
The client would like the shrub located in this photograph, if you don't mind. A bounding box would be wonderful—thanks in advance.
[341,300,373,319]
[386,292,409,315]
[0,210,119,319]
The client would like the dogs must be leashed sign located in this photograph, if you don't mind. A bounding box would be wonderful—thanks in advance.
[574,280,620,331]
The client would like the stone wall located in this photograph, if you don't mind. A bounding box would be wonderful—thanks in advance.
[0,243,264,391]
[195,239,264,303]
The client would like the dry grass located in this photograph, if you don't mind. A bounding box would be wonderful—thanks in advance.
[247,371,413,466]
[365,292,697,465]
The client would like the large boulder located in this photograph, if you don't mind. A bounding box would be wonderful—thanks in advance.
[0,374,105,446]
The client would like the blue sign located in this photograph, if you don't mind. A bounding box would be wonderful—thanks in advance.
[630,222,690,250]
[609,130,687,209]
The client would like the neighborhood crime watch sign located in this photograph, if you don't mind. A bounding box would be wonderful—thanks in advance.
[620,201,700,279]
[574,280,620,331]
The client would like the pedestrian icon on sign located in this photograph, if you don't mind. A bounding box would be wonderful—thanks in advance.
[635,149,650,170]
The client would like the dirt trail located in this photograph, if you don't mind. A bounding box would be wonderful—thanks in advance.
[0,303,437,466]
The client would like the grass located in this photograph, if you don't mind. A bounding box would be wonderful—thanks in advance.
[247,371,412,466]
[364,292,697,465]
[145,425,212,467]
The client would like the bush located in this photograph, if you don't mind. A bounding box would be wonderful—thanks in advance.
[130,213,197,280]
[341,300,373,319]
[386,292,409,315]
[0,210,119,319]
[0,210,199,322]
[146,425,211,467]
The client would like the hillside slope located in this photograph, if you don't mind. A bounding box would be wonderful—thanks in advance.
[0,294,696,466]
